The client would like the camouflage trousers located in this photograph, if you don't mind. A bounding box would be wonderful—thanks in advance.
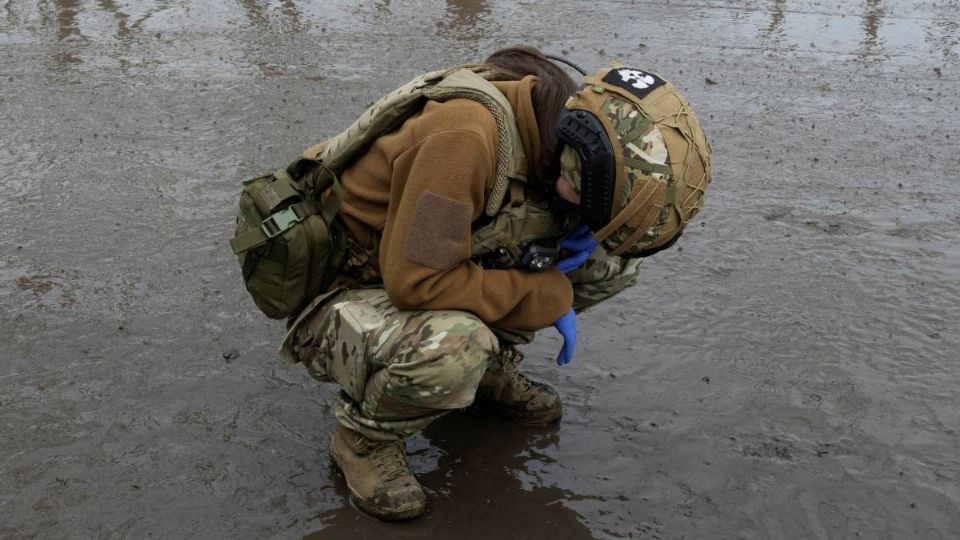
[285,252,642,441]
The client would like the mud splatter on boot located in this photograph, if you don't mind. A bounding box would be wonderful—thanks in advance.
[329,425,426,520]
[475,348,562,424]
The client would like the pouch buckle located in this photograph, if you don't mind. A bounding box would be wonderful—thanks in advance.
[260,206,304,239]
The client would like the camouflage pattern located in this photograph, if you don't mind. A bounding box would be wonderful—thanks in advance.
[569,249,644,311]
[287,288,499,441]
[283,244,641,440]
[559,145,582,196]
[475,345,563,424]
[598,96,673,257]
[335,233,385,288]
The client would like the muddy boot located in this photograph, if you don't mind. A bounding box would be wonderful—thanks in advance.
[475,348,562,425]
[329,425,426,521]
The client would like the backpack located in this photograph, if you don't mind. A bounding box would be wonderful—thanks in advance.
[229,66,528,319]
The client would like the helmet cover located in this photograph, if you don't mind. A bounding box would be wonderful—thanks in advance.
[557,66,712,256]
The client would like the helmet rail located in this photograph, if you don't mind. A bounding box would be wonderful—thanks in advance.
[555,108,616,231]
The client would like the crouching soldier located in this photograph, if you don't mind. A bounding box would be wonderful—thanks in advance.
[230,46,711,520]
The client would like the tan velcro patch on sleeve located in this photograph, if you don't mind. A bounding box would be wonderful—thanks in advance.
[402,191,471,270]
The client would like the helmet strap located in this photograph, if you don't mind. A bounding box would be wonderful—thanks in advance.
[550,195,582,217]
[636,228,683,258]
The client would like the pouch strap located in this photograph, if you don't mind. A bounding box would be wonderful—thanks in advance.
[229,159,343,255]
[229,200,314,254]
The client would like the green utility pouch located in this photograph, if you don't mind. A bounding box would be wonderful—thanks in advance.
[229,158,347,319]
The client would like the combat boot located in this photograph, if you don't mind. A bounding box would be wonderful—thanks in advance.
[329,425,426,520]
[475,348,562,424]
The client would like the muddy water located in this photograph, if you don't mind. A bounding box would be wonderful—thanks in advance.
[2,0,959,538]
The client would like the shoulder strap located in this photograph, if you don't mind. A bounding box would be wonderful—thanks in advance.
[316,69,447,175]
[314,66,528,218]
[424,68,528,216]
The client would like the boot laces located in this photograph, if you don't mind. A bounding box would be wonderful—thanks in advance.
[369,440,409,482]
[494,347,539,394]
[509,368,535,392]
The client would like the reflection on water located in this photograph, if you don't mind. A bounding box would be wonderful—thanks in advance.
[280,0,300,25]
[237,0,269,30]
[41,0,171,66]
[764,0,786,39]
[927,4,959,62]
[51,0,82,41]
[45,0,83,65]
[97,0,131,42]
[237,0,305,76]
[753,0,906,63]
[238,0,303,33]
[41,0,314,47]
[4,1,20,26]
[437,0,492,38]
[307,410,593,538]
[859,0,885,61]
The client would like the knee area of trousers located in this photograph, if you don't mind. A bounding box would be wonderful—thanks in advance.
[396,314,498,390]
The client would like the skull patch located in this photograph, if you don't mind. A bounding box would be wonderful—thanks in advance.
[602,67,666,99]
[618,69,656,89]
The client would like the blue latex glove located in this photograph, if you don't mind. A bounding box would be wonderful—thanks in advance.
[556,224,598,274]
[553,308,577,366]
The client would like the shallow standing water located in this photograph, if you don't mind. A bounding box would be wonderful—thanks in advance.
[1,0,959,538]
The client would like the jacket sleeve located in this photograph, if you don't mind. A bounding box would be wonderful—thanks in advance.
[378,128,573,331]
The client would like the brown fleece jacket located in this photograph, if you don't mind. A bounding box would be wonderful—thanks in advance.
[312,76,572,331]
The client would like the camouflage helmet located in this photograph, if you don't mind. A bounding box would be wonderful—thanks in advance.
[556,65,712,257]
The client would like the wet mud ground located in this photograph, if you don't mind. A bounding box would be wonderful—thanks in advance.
[1,0,959,538]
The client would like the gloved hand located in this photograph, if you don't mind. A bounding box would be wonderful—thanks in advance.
[556,224,598,274]
[553,308,577,366]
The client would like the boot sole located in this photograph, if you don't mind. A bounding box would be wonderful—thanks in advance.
[328,440,426,521]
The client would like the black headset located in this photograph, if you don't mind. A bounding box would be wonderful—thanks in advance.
[554,108,616,232]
